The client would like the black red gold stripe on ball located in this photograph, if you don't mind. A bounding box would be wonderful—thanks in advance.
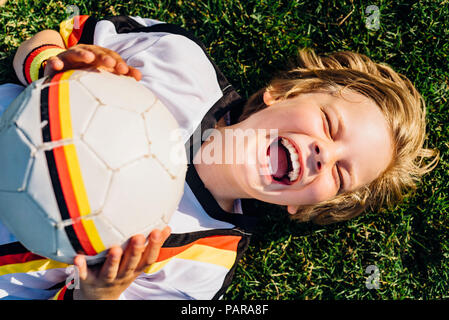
[39,70,105,256]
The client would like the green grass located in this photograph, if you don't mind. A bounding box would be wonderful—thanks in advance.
[1,0,448,299]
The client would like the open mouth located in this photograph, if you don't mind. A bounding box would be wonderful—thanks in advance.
[266,137,302,185]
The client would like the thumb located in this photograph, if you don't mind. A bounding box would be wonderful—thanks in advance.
[43,56,64,77]
[73,255,88,281]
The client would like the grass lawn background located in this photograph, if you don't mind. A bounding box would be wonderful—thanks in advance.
[1,0,447,299]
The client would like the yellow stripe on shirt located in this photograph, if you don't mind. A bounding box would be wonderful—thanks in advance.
[144,244,237,274]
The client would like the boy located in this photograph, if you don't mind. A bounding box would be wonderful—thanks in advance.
[0,15,438,299]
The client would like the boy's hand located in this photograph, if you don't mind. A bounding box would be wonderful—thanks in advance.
[72,226,171,300]
[44,44,142,81]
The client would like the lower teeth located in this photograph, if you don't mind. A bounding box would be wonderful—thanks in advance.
[288,170,299,181]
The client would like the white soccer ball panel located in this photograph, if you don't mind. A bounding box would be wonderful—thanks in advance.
[67,79,99,137]
[0,126,34,192]
[26,149,62,224]
[74,140,113,214]
[14,83,43,147]
[0,191,57,257]
[162,170,186,225]
[82,105,149,170]
[102,157,173,236]
[132,218,169,241]
[144,100,187,178]
[77,69,157,113]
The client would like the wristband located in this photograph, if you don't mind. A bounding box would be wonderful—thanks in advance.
[23,44,66,84]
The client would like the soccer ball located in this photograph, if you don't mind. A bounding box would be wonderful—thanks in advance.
[0,69,187,264]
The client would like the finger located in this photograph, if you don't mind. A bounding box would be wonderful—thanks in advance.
[91,48,129,73]
[59,48,96,65]
[161,226,172,241]
[137,226,171,271]
[84,44,122,62]
[126,66,142,81]
[98,246,123,283]
[72,45,131,76]
[77,49,96,63]
[73,255,88,281]
[45,56,64,72]
[115,61,129,75]
[95,54,128,75]
[100,55,132,77]
[117,235,146,278]
[100,54,117,68]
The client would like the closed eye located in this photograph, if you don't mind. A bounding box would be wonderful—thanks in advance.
[322,109,333,140]
[336,163,344,193]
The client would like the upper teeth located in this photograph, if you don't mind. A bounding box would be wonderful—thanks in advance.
[281,138,300,181]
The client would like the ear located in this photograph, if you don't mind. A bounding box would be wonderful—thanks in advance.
[287,205,299,215]
[263,90,276,106]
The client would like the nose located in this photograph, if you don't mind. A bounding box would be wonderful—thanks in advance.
[313,141,336,172]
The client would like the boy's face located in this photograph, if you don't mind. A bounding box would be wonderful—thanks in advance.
[228,88,393,213]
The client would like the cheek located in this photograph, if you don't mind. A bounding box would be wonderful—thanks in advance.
[290,109,325,137]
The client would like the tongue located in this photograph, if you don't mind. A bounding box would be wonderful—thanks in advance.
[268,142,289,179]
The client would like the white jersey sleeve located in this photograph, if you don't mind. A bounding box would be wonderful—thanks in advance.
[60,15,223,143]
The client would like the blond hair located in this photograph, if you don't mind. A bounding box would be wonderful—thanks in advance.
[240,49,439,225]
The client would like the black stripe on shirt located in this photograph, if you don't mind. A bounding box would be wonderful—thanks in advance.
[0,241,29,256]
[77,16,98,45]
[185,164,259,233]
[213,234,251,300]
[163,228,249,248]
